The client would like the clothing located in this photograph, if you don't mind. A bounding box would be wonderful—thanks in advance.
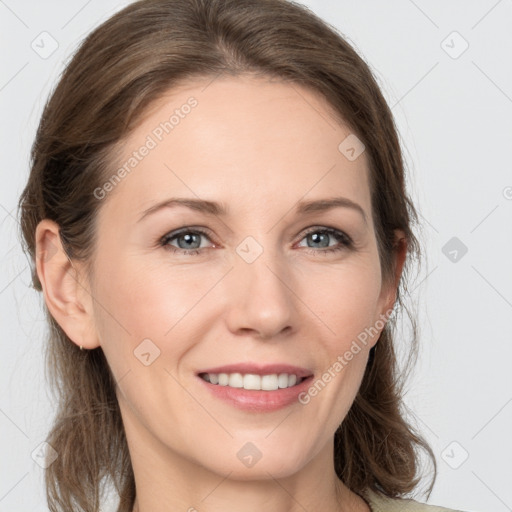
[361,489,468,512]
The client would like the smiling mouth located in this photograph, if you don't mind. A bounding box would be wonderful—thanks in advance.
[198,372,309,391]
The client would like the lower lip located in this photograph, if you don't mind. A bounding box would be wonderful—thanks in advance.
[196,375,314,412]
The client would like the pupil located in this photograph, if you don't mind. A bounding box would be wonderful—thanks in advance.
[310,232,328,248]
[180,233,199,249]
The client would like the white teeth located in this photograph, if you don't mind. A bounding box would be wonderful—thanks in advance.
[261,374,278,391]
[228,373,244,388]
[277,373,289,388]
[201,372,303,390]
[243,374,261,390]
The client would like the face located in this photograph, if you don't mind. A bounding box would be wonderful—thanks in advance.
[86,75,398,480]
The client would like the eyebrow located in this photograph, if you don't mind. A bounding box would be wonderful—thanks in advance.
[138,196,367,224]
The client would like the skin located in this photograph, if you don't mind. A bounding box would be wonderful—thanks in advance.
[36,75,406,512]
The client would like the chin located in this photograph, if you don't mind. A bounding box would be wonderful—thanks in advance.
[200,445,310,481]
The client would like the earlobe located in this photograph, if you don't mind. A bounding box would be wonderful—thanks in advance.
[35,219,100,349]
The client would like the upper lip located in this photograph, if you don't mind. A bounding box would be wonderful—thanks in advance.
[196,363,313,379]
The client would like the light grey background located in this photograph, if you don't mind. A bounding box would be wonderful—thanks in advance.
[1,1,511,511]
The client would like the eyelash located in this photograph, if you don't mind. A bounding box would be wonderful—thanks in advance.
[159,226,354,257]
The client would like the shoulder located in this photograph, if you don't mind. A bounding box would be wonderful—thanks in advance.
[361,489,471,512]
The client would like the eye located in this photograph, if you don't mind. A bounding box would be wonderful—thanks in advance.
[159,226,353,256]
[296,226,353,256]
[160,227,214,256]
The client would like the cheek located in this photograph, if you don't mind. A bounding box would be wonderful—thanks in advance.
[90,252,228,389]
[93,253,206,338]
[300,255,383,345]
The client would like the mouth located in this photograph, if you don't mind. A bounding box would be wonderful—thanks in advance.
[194,363,314,411]
[198,371,309,391]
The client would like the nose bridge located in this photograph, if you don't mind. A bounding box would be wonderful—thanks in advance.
[226,235,296,338]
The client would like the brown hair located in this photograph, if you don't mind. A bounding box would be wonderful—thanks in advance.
[18,0,436,510]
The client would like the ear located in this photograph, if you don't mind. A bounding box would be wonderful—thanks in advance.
[378,229,408,317]
[35,219,100,349]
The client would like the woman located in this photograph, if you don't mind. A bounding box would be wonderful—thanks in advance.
[18,0,469,511]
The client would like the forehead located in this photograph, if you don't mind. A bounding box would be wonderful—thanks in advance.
[100,75,372,222]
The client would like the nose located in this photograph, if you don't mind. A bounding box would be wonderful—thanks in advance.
[224,249,297,340]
